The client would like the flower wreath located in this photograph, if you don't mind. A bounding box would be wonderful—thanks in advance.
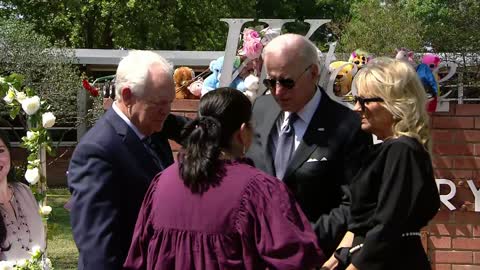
[0,74,54,268]
[238,26,280,60]
[0,245,53,269]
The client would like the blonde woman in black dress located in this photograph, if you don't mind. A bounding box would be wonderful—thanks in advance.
[322,57,440,270]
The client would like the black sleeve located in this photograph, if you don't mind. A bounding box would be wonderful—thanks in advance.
[312,189,350,257]
[162,113,191,143]
[351,142,434,269]
[313,126,372,256]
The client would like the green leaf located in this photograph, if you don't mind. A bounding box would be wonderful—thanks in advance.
[45,144,56,156]
[33,191,46,203]
[9,105,21,119]
[24,87,36,97]
[7,73,25,88]
[0,82,7,97]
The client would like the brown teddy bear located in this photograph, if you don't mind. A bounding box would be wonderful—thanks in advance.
[173,67,198,99]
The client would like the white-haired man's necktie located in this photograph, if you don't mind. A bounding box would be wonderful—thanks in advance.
[142,136,163,170]
[274,113,298,180]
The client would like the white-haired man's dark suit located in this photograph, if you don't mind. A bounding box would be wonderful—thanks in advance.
[68,109,186,270]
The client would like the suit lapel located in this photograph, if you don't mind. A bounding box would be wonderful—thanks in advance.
[123,132,162,174]
[284,90,331,179]
[149,132,174,168]
[105,109,162,176]
[260,96,281,175]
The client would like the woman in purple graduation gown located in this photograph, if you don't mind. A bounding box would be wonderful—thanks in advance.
[123,87,324,270]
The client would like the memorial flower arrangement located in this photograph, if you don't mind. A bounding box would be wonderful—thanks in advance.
[81,78,100,97]
[0,246,53,270]
[238,26,280,60]
[0,74,54,266]
[1,74,54,204]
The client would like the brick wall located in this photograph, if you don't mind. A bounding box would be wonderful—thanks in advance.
[429,103,480,270]
[169,99,200,158]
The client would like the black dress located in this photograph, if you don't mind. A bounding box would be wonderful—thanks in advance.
[348,136,440,270]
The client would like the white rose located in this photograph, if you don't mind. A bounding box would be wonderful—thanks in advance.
[42,112,56,128]
[45,258,52,267]
[31,245,42,258]
[3,89,15,104]
[15,92,27,102]
[26,131,35,140]
[15,259,27,267]
[25,168,40,185]
[0,261,14,270]
[21,96,41,115]
[40,205,52,215]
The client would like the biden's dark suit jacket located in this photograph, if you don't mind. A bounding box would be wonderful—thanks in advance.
[247,88,372,256]
[68,108,186,270]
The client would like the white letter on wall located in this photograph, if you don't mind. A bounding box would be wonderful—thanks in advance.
[219,18,331,89]
[467,180,480,212]
[219,18,254,88]
[436,179,457,210]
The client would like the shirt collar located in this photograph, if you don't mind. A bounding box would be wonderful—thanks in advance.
[285,87,322,124]
[112,101,146,140]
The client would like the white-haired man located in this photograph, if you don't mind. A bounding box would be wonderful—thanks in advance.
[68,51,186,270]
[246,34,372,258]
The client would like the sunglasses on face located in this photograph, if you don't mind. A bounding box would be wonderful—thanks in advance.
[352,95,384,111]
[263,65,312,90]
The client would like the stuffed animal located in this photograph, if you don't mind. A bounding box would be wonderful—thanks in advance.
[395,48,415,65]
[243,74,260,103]
[187,78,203,98]
[422,53,441,70]
[416,62,438,113]
[329,61,355,97]
[201,56,245,96]
[420,53,442,113]
[348,49,373,68]
[173,67,196,99]
[416,63,439,97]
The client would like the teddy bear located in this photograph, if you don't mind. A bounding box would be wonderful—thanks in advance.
[243,74,260,103]
[348,49,373,69]
[173,66,197,99]
[328,61,356,97]
[395,48,415,65]
[187,78,203,98]
[201,56,247,96]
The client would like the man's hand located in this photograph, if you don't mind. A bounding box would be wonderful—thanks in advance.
[346,264,359,270]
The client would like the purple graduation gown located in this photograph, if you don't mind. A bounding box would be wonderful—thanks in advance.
[123,159,324,270]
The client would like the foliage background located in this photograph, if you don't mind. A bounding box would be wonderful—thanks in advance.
[1,0,478,54]
[0,18,80,133]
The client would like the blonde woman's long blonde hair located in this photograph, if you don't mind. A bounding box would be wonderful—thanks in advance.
[354,57,431,151]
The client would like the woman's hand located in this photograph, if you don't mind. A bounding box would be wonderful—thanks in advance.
[321,256,339,270]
